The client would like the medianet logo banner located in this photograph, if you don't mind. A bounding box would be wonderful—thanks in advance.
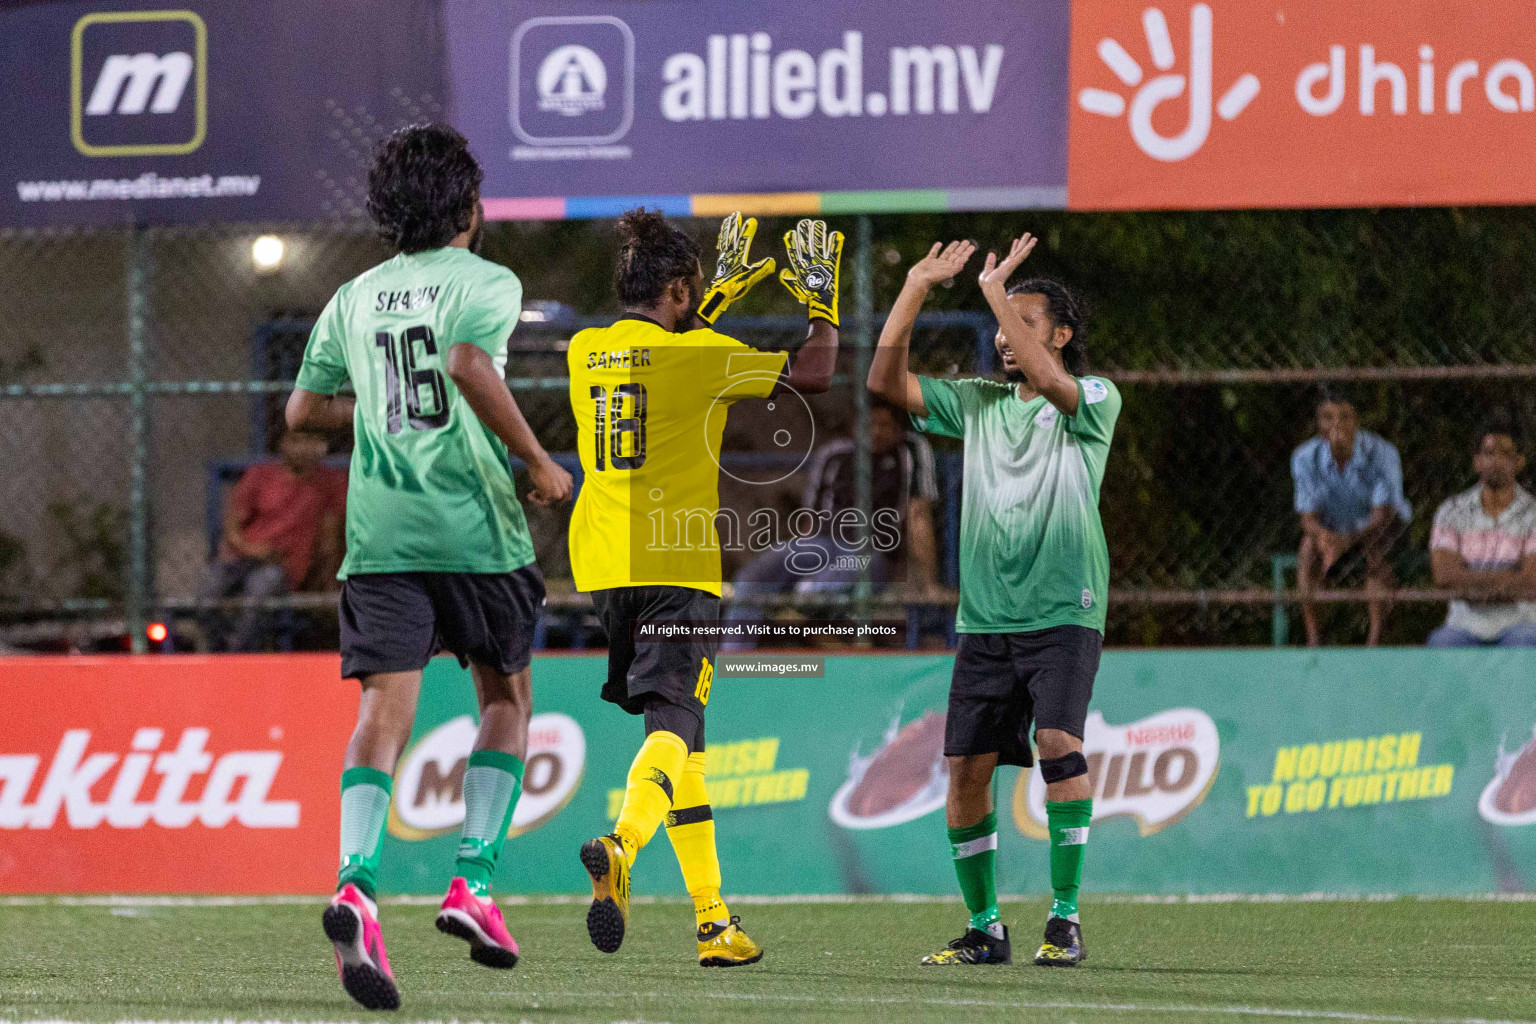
[1069,1,1536,209]
[0,1,444,228]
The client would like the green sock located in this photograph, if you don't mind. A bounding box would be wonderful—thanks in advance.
[338,766,393,900]
[1046,798,1093,920]
[454,750,525,896]
[948,811,1000,934]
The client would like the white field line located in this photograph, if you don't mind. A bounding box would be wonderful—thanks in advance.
[6,992,1536,1024]
[4,892,1536,908]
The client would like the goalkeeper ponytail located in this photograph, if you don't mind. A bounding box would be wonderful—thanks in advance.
[615,208,702,308]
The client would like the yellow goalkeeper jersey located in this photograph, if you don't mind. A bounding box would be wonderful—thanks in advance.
[567,314,788,596]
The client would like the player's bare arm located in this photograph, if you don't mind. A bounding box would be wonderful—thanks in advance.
[445,342,573,507]
[868,240,976,415]
[285,388,356,434]
[784,318,838,394]
[978,234,1081,416]
[315,508,344,590]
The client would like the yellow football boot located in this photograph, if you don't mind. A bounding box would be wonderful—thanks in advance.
[697,915,764,967]
[579,834,630,953]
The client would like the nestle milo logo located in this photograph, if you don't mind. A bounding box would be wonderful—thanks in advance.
[1014,708,1220,838]
[388,713,586,840]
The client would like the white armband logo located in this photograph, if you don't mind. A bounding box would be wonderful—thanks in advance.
[1082,379,1110,405]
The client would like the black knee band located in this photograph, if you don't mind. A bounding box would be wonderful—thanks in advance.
[1039,752,1088,784]
[666,804,713,828]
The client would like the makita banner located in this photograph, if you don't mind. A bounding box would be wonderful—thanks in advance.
[6,649,1535,895]
[0,655,354,893]
[443,0,1069,218]
[0,0,444,227]
[1068,1,1536,209]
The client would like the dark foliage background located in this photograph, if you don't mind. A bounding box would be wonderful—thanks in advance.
[5,207,1533,646]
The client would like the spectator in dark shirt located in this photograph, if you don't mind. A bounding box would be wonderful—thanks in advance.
[724,401,941,646]
[198,429,346,651]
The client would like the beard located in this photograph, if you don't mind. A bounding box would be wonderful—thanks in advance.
[1003,367,1028,383]
[676,285,701,332]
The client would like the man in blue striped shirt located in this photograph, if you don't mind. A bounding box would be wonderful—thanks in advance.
[1291,391,1411,646]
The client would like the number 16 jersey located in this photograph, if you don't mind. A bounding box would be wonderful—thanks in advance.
[296,246,536,579]
[567,314,786,596]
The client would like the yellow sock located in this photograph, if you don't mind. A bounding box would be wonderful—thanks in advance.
[665,751,730,930]
[613,731,687,863]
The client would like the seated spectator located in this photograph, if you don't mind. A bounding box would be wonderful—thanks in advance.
[1291,390,1411,646]
[1427,413,1536,647]
[724,401,941,648]
[198,429,345,651]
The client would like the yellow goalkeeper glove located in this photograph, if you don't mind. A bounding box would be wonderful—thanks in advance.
[778,218,843,327]
[697,212,776,325]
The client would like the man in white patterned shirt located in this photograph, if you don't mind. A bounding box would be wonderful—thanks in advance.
[1428,412,1536,647]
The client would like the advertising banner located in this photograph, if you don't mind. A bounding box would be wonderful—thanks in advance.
[12,1,1536,225]
[0,655,354,893]
[443,0,1069,220]
[375,649,1536,897]
[5,649,1535,895]
[1068,1,1536,209]
[0,0,444,227]
[11,2,1536,225]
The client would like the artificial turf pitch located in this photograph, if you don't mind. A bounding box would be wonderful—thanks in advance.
[1,897,1532,1024]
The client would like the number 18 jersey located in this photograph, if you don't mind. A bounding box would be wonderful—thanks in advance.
[296,246,536,579]
[566,315,786,596]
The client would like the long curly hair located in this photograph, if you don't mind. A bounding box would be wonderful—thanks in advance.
[614,208,701,308]
[366,124,482,254]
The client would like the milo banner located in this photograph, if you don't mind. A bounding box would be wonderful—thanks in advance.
[4,650,1534,894]
[376,649,1536,897]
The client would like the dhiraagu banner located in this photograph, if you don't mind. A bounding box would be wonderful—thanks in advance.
[375,649,1536,896]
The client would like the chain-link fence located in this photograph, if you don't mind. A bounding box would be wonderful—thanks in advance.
[4,208,1535,651]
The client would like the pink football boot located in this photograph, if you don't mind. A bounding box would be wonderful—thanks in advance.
[435,876,520,968]
[322,884,401,1010]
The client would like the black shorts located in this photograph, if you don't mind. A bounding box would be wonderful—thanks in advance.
[944,625,1102,767]
[339,566,545,679]
[591,585,718,751]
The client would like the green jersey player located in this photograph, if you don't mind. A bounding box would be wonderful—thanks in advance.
[287,124,572,1010]
[869,234,1120,969]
